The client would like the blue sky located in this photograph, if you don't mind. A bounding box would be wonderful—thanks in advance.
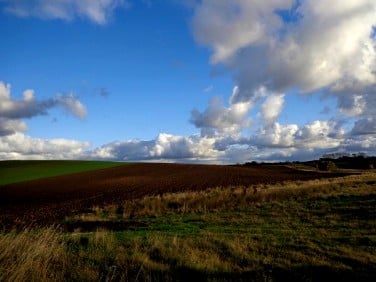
[0,0,375,163]
[1,1,216,144]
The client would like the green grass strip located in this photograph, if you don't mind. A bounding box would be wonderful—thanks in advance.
[0,160,126,185]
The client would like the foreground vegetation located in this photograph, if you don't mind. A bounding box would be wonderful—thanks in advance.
[1,172,375,281]
[0,160,124,185]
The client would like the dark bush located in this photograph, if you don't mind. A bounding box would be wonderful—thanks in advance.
[318,160,337,171]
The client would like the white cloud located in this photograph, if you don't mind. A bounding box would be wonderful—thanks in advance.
[244,120,347,163]
[0,118,27,136]
[191,86,252,138]
[149,134,192,159]
[0,123,365,163]
[0,82,90,159]
[351,117,376,135]
[203,85,213,93]
[150,133,219,159]
[2,0,126,25]
[254,122,298,148]
[193,0,376,102]
[0,132,90,160]
[86,133,220,162]
[220,0,374,94]
[56,93,88,119]
[297,120,331,140]
[88,139,154,160]
[188,0,376,160]
[338,94,366,117]
[192,0,295,63]
[0,81,11,99]
[295,120,344,149]
[0,81,91,159]
[83,118,344,163]
[260,93,285,125]
[344,135,376,152]
[0,82,87,122]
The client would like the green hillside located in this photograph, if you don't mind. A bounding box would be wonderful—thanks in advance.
[0,160,125,185]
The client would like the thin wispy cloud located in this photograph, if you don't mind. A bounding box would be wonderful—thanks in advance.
[1,0,127,24]
[203,85,213,93]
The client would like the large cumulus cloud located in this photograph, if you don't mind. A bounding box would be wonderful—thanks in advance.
[86,133,220,163]
[193,0,376,94]
[0,133,90,160]
[190,86,252,138]
[190,0,376,160]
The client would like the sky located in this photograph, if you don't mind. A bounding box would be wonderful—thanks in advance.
[0,0,375,163]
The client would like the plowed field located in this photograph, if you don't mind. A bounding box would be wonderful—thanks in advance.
[0,163,347,229]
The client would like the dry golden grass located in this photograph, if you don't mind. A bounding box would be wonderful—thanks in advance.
[73,172,376,221]
[0,228,67,281]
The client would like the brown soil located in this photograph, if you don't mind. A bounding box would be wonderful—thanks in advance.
[0,163,348,229]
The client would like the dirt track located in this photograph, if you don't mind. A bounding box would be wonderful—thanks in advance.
[0,163,347,229]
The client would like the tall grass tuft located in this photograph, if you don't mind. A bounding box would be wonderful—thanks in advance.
[0,228,67,281]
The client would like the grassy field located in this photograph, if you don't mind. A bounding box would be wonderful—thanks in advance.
[0,172,375,281]
[0,160,125,185]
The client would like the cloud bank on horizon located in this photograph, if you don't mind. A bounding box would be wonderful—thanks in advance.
[1,0,376,163]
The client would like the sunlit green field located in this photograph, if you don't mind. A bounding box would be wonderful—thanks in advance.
[0,160,124,185]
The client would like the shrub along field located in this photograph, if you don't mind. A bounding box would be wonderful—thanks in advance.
[0,170,375,281]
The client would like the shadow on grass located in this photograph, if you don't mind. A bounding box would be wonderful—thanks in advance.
[61,220,148,232]
[155,265,376,282]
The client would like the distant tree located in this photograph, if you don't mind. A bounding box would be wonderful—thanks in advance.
[318,160,337,171]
